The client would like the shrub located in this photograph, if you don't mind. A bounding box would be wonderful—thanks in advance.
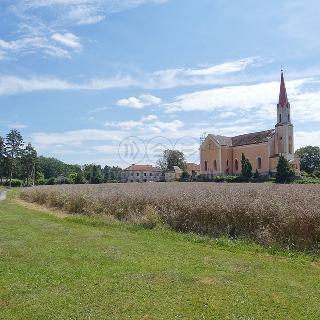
[1,179,23,187]
[213,176,224,183]
[276,155,295,183]
[241,153,253,182]
[46,178,56,185]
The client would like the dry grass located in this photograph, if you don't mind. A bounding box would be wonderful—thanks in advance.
[20,183,320,251]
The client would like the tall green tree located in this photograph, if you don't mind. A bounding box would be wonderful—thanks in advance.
[276,155,295,184]
[240,153,253,182]
[103,165,122,182]
[157,149,186,171]
[295,146,320,174]
[21,143,38,186]
[5,130,24,186]
[0,136,5,182]
[90,165,103,184]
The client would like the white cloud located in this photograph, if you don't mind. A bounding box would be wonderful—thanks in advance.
[89,106,110,113]
[145,57,260,89]
[117,94,161,109]
[105,120,143,130]
[163,79,308,113]
[0,36,71,59]
[68,5,105,25]
[0,57,261,95]
[295,131,320,148]
[0,74,135,96]
[3,0,169,60]
[51,33,82,49]
[142,114,158,121]
[32,129,124,145]
[104,115,182,133]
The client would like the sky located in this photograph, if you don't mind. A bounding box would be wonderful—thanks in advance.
[1,0,320,168]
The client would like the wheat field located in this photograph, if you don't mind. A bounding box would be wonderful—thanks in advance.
[20,183,320,251]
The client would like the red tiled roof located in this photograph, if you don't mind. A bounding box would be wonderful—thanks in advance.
[125,165,159,171]
[186,163,200,172]
[279,71,288,107]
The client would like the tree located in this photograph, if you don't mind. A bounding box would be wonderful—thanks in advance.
[276,155,295,183]
[180,171,191,182]
[157,149,186,171]
[295,146,320,174]
[89,165,103,184]
[103,165,122,182]
[240,153,253,182]
[5,130,24,187]
[0,136,5,182]
[21,143,37,186]
[37,156,81,179]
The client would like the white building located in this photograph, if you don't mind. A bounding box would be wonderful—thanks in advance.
[122,165,163,183]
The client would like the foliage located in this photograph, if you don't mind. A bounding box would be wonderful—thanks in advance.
[296,146,320,174]
[21,182,320,252]
[157,149,186,171]
[103,165,122,182]
[179,171,191,182]
[1,179,23,187]
[37,156,81,179]
[20,143,37,186]
[5,129,24,186]
[276,155,295,183]
[240,153,253,182]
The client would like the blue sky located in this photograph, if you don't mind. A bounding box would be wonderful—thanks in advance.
[1,0,320,167]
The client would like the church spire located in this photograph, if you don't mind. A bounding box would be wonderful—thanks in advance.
[278,70,288,107]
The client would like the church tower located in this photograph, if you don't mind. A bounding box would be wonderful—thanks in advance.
[275,71,294,160]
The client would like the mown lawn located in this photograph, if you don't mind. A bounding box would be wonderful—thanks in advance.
[1,191,320,319]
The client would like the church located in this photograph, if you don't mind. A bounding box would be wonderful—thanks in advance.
[200,71,300,176]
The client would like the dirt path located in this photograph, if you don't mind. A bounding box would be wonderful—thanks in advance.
[0,191,7,201]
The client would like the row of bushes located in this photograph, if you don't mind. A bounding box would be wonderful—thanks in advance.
[0,179,23,187]
[196,174,276,183]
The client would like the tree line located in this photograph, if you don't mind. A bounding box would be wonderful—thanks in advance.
[0,130,122,186]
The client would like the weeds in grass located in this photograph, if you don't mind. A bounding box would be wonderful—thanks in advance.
[20,183,320,251]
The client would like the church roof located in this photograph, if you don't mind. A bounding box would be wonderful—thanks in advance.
[279,71,288,107]
[231,129,275,147]
[207,129,275,147]
[208,134,232,146]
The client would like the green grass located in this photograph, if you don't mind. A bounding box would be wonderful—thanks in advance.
[1,192,320,319]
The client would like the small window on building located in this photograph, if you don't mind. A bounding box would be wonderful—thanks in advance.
[137,173,140,177]
[235,159,239,171]
[150,173,153,176]
[204,161,208,171]
[226,160,229,167]
[279,114,282,122]
[131,172,134,176]
[257,157,262,169]
[144,173,147,176]
[214,160,217,171]
[288,114,290,122]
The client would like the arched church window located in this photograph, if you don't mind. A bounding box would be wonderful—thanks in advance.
[235,159,239,171]
[213,160,217,171]
[204,161,208,171]
[257,157,262,170]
